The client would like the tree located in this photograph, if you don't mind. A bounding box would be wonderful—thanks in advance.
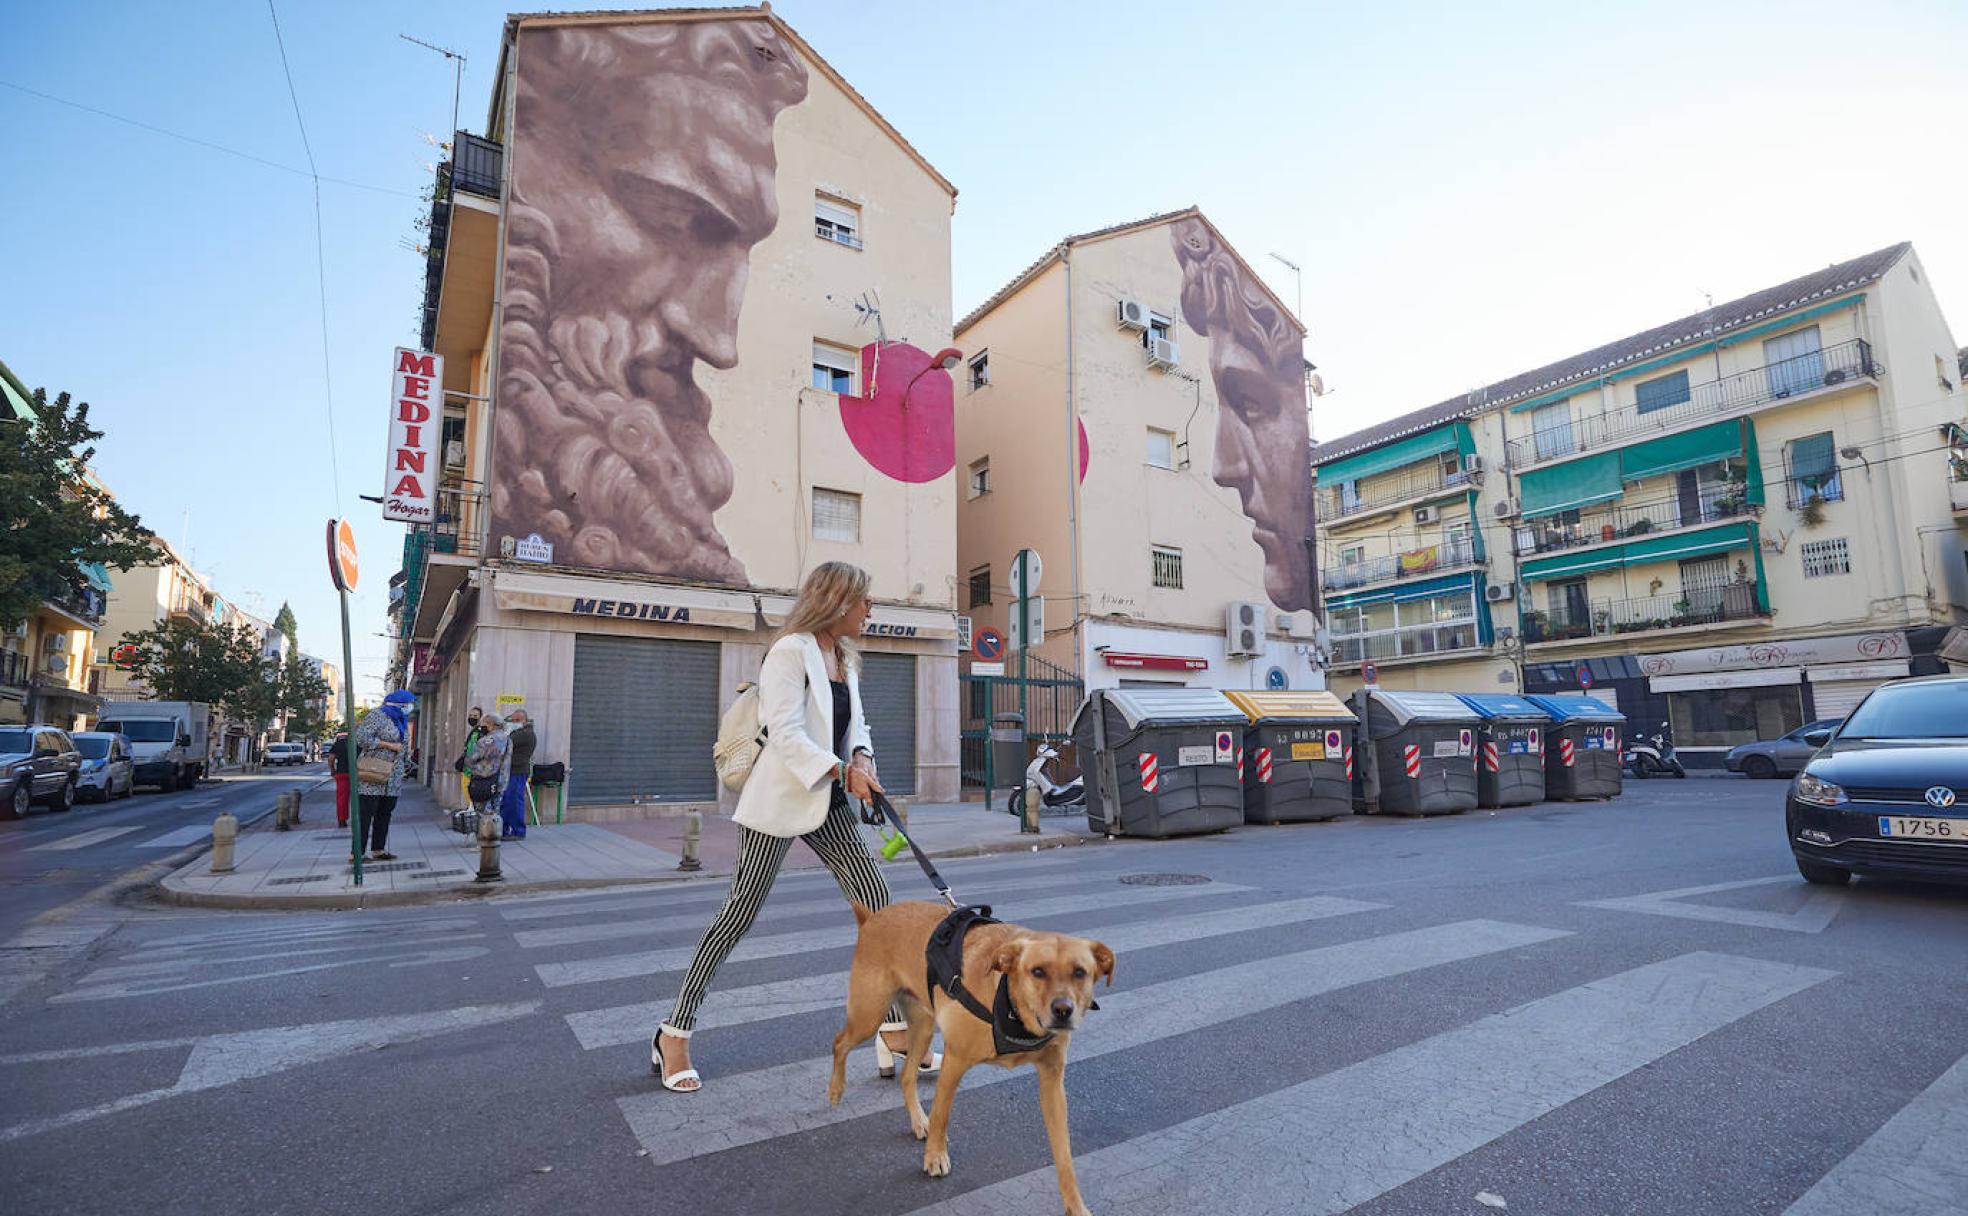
[0,382,158,629]
[119,618,264,708]
[272,602,298,653]
[276,654,333,738]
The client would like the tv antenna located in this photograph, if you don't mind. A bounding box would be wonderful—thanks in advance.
[400,34,466,145]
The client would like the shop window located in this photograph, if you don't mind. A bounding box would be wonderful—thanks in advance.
[1669,685,1803,749]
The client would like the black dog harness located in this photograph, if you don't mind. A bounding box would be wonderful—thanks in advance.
[926,904,1086,1057]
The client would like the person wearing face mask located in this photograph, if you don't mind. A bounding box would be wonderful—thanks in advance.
[456,706,485,807]
[498,709,537,839]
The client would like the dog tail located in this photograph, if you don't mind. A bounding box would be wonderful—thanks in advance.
[850,901,874,926]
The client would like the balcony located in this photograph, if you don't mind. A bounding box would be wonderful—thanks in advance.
[1324,533,1481,594]
[1330,621,1484,667]
[1512,492,1750,558]
[1522,583,1766,645]
[1319,463,1476,524]
[0,648,27,690]
[432,481,488,558]
[421,131,503,357]
[43,587,104,628]
[168,595,210,624]
[405,480,487,644]
[1507,339,1879,468]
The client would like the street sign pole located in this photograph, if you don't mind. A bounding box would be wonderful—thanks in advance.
[1016,551,1029,731]
[327,519,363,887]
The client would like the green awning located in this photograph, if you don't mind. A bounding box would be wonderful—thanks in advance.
[1315,421,1471,485]
[1519,451,1622,519]
[1618,420,1743,482]
[1743,417,1765,506]
[80,562,112,593]
[1620,521,1754,565]
[1790,431,1837,490]
[1519,546,1630,582]
[1324,571,1479,610]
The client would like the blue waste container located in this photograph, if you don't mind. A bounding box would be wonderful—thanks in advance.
[1524,694,1626,800]
[1454,694,1551,808]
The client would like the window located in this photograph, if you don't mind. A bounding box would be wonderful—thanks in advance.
[1764,325,1824,398]
[1785,431,1843,506]
[814,195,861,249]
[968,565,992,608]
[1543,579,1591,637]
[1327,586,1479,661]
[1801,538,1851,578]
[967,457,990,500]
[811,341,858,395]
[1147,313,1173,343]
[1146,427,1176,470]
[1635,369,1691,415]
[1939,354,1955,391]
[1151,545,1184,589]
[1339,479,1361,513]
[1339,544,1365,565]
[1438,450,1461,479]
[1530,400,1575,461]
[811,487,861,543]
[969,351,990,391]
[1669,685,1802,749]
[1680,555,1729,616]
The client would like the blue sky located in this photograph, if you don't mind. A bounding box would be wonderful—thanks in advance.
[5,0,1965,701]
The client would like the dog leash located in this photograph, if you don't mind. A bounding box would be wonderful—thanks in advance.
[859,789,959,909]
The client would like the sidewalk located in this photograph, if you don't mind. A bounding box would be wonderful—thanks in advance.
[158,782,1105,910]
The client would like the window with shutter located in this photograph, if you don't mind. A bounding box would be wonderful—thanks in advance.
[814,195,861,249]
[1785,432,1842,506]
[811,341,858,394]
[1635,369,1691,415]
[812,488,861,543]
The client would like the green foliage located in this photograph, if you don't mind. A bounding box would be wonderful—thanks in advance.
[0,385,158,630]
[272,602,299,651]
[120,619,333,733]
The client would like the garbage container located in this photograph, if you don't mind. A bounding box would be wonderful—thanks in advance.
[1347,689,1480,816]
[1524,694,1626,800]
[1453,694,1551,808]
[1071,687,1245,838]
[990,711,1026,802]
[1222,690,1356,824]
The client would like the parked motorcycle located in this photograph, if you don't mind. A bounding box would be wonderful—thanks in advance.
[1006,743,1086,816]
[1624,720,1686,778]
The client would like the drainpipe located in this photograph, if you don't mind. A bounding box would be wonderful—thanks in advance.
[1063,246,1083,679]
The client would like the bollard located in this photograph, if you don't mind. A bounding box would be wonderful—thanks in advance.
[474,805,502,882]
[210,811,238,873]
[677,811,702,872]
[274,790,300,831]
[1021,782,1041,835]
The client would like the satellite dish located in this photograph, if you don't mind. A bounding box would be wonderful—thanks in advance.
[1307,372,1327,397]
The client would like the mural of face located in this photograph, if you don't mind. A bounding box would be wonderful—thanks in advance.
[1170,216,1317,612]
[493,20,810,581]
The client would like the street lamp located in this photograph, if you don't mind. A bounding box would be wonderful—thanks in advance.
[902,346,964,408]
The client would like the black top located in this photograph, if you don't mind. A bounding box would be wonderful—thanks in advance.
[830,679,851,761]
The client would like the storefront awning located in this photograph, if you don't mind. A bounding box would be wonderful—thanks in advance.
[1314,421,1473,485]
[493,570,756,630]
[1519,451,1622,519]
[757,595,959,641]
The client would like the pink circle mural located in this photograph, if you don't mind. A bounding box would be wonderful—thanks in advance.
[1078,417,1089,484]
[842,342,955,484]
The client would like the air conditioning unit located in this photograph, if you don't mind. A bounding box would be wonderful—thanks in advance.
[1413,505,1438,525]
[1464,454,1485,480]
[44,633,69,654]
[1146,337,1180,370]
[1226,600,1265,656]
[444,439,466,469]
[1117,298,1150,332]
[1493,497,1520,520]
[1485,581,1516,603]
[46,653,69,676]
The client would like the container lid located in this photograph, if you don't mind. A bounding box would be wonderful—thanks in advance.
[1453,693,1552,722]
[1523,694,1625,722]
[1364,689,1480,725]
[1221,690,1355,723]
[1076,687,1244,731]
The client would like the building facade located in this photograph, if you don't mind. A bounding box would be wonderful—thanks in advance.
[954,210,1322,702]
[94,541,217,703]
[398,7,962,813]
[1313,242,1967,767]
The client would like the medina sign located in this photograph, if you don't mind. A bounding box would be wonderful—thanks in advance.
[383,347,443,524]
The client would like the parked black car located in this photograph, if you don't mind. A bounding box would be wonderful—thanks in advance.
[1,725,83,818]
[1786,676,1968,885]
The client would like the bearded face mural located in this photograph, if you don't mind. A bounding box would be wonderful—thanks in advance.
[493,20,809,583]
[1171,217,1317,613]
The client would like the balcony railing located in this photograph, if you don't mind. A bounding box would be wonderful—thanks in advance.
[431,482,488,559]
[449,132,503,200]
[1507,339,1879,467]
[1319,463,1475,522]
[419,132,504,350]
[1522,583,1765,644]
[1330,620,1483,665]
[1512,492,1751,558]
[1324,533,1480,593]
[0,648,27,689]
[46,586,104,625]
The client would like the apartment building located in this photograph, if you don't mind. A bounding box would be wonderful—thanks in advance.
[94,540,218,702]
[1313,242,1967,766]
[397,7,961,812]
[955,209,1321,698]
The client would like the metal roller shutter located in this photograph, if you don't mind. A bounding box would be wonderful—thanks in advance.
[858,652,918,795]
[1810,679,1882,721]
[570,636,720,804]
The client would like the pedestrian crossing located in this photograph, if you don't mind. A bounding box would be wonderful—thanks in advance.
[20,822,222,852]
[24,825,141,851]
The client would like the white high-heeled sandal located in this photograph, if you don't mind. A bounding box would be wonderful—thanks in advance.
[874,1020,942,1079]
[652,1025,700,1093]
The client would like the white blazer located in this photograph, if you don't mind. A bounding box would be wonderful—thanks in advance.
[732,632,874,838]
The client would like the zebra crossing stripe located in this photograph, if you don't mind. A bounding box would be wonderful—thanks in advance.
[138,824,214,849]
[900,951,1832,1216]
[1781,1048,1968,1215]
[535,881,1250,989]
[565,895,1385,1050]
[27,826,142,852]
[616,917,1567,1167]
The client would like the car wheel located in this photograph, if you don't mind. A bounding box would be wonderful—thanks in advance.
[1796,857,1852,886]
[1743,756,1778,780]
[6,782,28,820]
[52,779,75,812]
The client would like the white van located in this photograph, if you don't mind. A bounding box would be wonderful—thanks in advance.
[95,701,211,791]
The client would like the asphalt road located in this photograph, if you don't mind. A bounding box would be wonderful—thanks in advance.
[2,777,1965,1215]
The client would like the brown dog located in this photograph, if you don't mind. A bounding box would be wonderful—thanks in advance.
[829,901,1115,1216]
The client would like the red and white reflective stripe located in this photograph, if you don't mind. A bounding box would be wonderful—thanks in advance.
[1560,738,1576,768]
[1403,744,1421,779]
[1139,752,1160,792]
[1235,747,1245,782]
[1256,747,1274,784]
[1344,746,1354,779]
[1483,741,1500,772]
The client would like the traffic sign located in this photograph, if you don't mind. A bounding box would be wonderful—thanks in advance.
[1009,548,1044,599]
[1577,664,1593,689]
[326,519,359,591]
[1362,661,1378,686]
[1007,596,1045,650]
[1266,666,1288,690]
[974,628,1005,661]
[971,661,1005,677]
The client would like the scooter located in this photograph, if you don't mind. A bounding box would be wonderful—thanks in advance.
[1006,743,1085,816]
[1624,720,1686,778]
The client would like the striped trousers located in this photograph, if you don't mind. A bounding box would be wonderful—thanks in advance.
[665,790,898,1033]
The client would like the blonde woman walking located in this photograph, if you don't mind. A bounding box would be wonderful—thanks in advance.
[652,562,936,1093]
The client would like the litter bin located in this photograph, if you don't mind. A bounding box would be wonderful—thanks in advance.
[1525,695,1626,800]
[1453,694,1551,808]
[1347,689,1480,816]
[1072,687,1245,838]
[1222,690,1356,824]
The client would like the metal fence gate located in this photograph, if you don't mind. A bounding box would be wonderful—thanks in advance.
[959,654,1084,795]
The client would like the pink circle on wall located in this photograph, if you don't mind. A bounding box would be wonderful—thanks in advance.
[1078,417,1089,484]
[839,343,955,484]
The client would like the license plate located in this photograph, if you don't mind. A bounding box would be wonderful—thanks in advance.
[1177,745,1213,767]
[1290,741,1325,761]
[1878,816,1968,840]
[1432,740,1460,758]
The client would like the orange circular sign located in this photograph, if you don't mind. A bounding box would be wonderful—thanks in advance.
[327,518,359,591]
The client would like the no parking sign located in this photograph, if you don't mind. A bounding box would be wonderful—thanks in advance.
[1215,729,1235,763]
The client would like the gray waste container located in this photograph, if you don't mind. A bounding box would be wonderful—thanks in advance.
[1347,689,1480,816]
[1222,690,1356,824]
[1072,688,1245,838]
[1525,694,1626,800]
[1453,694,1551,808]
